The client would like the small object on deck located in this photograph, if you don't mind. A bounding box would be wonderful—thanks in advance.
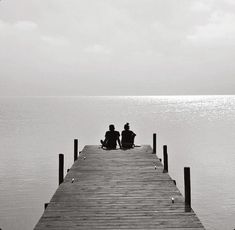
[159,158,162,162]
[173,179,176,185]
[71,178,75,183]
[83,157,86,160]
[172,197,175,203]
[67,169,70,173]
[155,165,157,170]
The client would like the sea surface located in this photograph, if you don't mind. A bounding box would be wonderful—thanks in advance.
[0,96,235,230]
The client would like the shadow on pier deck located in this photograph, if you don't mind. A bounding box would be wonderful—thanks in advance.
[34,145,205,230]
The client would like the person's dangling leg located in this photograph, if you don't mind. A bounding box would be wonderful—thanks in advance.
[100,139,107,148]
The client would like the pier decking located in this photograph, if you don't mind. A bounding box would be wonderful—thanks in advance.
[34,145,205,229]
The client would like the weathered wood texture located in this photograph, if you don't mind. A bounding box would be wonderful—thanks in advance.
[34,145,205,230]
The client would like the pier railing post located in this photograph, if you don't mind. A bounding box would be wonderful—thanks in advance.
[184,167,191,209]
[44,203,49,210]
[74,139,78,162]
[59,154,64,185]
[153,133,156,154]
[163,145,168,173]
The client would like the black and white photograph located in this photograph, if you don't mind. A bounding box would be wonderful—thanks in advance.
[0,1,235,229]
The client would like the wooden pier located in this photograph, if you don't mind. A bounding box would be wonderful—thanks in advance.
[34,145,205,230]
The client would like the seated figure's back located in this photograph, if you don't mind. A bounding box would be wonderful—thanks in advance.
[121,123,136,148]
[105,130,120,149]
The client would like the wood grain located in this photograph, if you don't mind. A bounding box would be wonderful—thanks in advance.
[34,145,205,230]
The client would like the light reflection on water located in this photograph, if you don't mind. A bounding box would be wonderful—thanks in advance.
[0,95,235,230]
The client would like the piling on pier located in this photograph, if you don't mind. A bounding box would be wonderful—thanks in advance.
[74,139,78,162]
[152,133,156,154]
[58,154,64,185]
[184,167,191,209]
[163,145,168,173]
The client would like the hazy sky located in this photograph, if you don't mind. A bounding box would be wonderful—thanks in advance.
[0,0,235,96]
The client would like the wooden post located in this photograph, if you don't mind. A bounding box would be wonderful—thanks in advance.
[74,139,78,162]
[153,133,156,154]
[163,145,168,173]
[184,167,191,209]
[59,154,64,185]
[44,203,49,210]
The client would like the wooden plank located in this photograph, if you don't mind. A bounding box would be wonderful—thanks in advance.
[34,145,205,230]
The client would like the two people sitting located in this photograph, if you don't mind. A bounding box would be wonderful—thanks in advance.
[101,123,136,149]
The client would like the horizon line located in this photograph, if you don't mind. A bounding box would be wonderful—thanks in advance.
[0,94,234,98]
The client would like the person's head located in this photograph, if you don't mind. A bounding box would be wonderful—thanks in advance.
[124,123,130,131]
[109,124,115,131]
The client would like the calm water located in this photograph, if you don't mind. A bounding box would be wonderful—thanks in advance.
[0,96,235,230]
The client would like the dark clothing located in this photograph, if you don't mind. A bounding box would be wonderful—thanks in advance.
[121,130,136,148]
[104,130,120,149]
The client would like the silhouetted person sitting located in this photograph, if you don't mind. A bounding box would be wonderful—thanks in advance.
[100,124,121,149]
[121,123,136,149]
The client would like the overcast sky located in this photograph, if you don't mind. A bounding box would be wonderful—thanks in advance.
[0,0,235,96]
